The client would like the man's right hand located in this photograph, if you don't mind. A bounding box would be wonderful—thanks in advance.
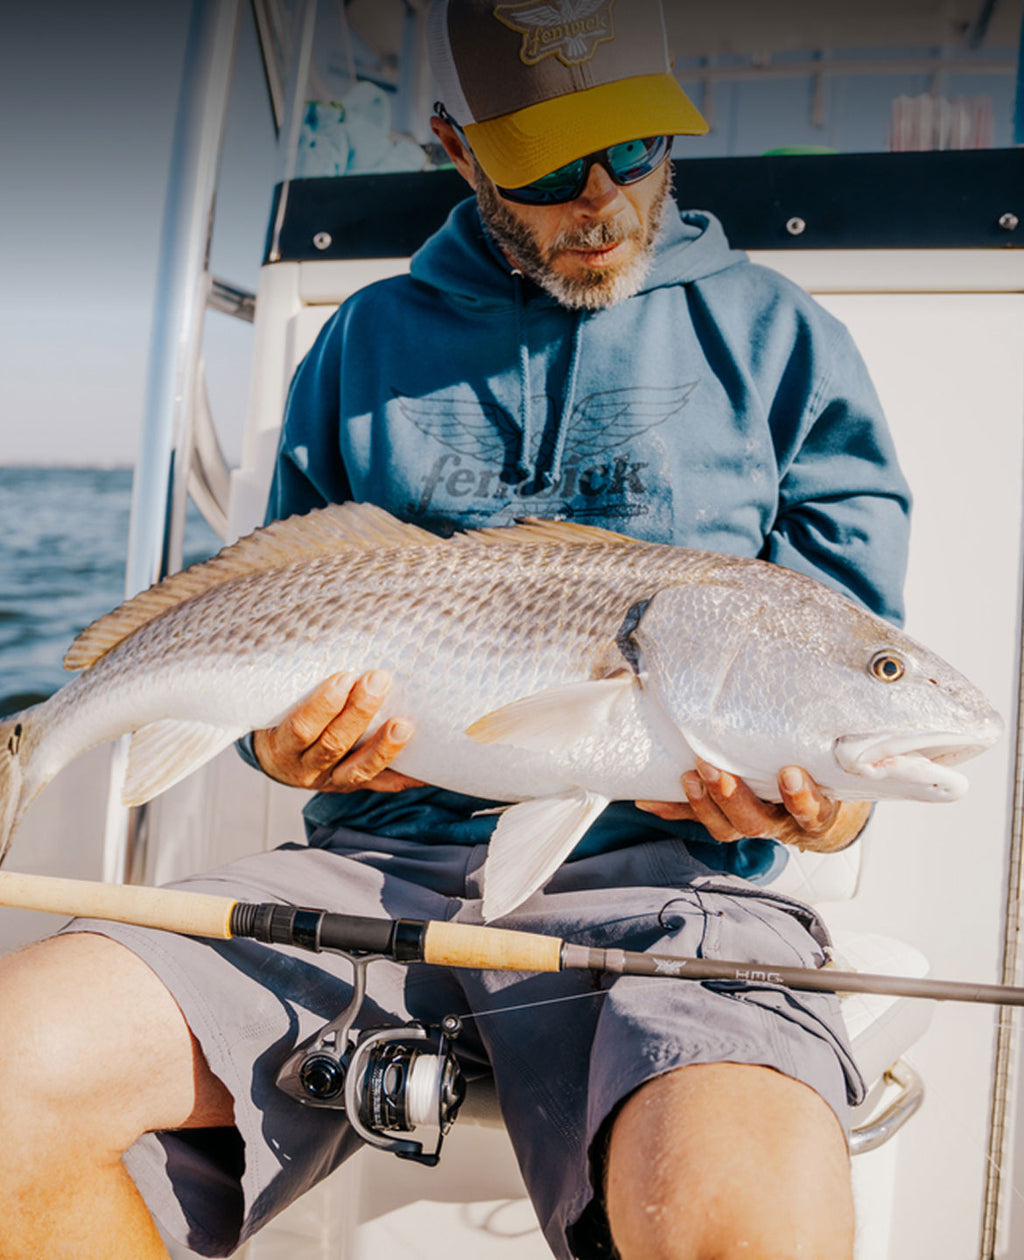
[252,671,424,794]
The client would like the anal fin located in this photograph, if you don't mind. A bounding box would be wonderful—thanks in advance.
[123,720,246,805]
[481,788,610,922]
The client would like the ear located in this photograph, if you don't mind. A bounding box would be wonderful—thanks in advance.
[430,114,478,190]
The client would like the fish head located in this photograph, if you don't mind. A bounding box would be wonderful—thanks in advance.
[632,564,1003,803]
[824,631,1004,801]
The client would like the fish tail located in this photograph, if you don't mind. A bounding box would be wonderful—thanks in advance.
[0,712,29,865]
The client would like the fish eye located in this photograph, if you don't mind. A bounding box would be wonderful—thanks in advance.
[869,652,905,683]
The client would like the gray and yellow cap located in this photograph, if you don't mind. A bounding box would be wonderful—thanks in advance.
[427,0,708,188]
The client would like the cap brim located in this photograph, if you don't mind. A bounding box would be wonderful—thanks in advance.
[464,74,707,189]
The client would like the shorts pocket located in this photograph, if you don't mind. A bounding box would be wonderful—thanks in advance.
[680,876,865,1106]
[689,873,833,959]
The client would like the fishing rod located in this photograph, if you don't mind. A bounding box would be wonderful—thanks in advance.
[3,869,1022,1166]
[3,869,1022,1007]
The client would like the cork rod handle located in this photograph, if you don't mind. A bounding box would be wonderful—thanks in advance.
[0,871,237,940]
[422,919,563,973]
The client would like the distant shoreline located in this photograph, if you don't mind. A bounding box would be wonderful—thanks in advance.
[0,462,134,472]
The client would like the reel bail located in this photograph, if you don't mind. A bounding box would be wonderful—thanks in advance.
[275,952,465,1166]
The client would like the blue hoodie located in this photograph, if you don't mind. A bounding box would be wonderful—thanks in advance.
[252,198,911,882]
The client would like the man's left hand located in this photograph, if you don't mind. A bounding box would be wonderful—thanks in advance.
[636,761,870,853]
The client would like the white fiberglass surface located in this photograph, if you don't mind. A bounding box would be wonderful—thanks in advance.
[800,288,1024,1259]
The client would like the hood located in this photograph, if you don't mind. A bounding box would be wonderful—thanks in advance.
[406,194,747,490]
[409,195,747,308]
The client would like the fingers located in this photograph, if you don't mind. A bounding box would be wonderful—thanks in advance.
[300,671,393,777]
[668,760,867,852]
[776,766,840,836]
[255,672,352,763]
[253,671,421,793]
[326,717,421,793]
[635,762,780,838]
[682,761,781,843]
[635,800,696,821]
[635,762,779,836]
[777,766,872,852]
[637,761,852,848]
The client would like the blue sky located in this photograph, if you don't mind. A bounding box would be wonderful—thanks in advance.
[1,1,1019,466]
[0,0,277,467]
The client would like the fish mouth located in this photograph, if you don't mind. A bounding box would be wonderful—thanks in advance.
[833,726,1002,801]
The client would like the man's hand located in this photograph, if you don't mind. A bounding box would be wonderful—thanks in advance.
[252,671,425,794]
[636,761,870,853]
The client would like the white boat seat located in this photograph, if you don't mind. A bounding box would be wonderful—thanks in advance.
[767,840,864,904]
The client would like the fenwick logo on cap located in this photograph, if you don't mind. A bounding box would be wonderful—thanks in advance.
[493,0,618,67]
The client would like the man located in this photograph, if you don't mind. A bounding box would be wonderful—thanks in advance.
[0,2,910,1258]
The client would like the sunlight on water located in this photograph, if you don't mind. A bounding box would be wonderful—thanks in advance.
[0,468,221,717]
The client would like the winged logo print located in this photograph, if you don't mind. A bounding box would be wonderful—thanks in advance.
[564,384,698,456]
[494,0,616,66]
[392,383,697,464]
[392,391,523,462]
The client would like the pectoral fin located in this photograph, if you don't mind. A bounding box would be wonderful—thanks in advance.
[465,676,635,753]
[481,788,610,922]
[123,720,246,805]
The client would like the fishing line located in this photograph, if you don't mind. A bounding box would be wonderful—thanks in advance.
[456,985,610,1024]
[456,959,800,1025]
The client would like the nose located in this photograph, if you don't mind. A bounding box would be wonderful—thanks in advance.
[573,162,622,215]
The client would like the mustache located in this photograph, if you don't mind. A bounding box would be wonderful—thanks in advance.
[547,219,641,255]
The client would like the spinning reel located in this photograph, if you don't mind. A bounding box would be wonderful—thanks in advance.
[276,951,466,1165]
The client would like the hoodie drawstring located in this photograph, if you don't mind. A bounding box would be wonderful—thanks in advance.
[511,271,534,483]
[542,311,584,490]
[512,270,585,490]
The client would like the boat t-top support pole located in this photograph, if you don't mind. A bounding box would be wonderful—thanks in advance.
[3,870,1024,1008]
[102,0,244,889]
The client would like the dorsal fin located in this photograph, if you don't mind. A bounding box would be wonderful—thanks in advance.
[64,502,439,672]
[463,517,636,547]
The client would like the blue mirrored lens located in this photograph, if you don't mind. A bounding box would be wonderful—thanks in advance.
[605,135,672,182]
[498,136,671,205]
[519,159,588,203]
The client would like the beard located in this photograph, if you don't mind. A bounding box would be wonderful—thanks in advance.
[474,160,673,311]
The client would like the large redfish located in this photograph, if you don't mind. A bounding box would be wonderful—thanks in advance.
[0,504,1002,920]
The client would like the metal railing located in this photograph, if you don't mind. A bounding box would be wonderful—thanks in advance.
[102,0,246,886]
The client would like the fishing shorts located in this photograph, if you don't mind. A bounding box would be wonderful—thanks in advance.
[62,830,864,1259]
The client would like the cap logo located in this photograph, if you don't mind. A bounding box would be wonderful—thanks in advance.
[493,0,617,67]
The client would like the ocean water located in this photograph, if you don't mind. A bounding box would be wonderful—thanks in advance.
[0,467,220,718]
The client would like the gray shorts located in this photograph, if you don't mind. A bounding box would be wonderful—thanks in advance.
[63,831,863,1259]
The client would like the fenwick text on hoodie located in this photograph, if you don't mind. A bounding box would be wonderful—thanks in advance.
[247,198,912,884]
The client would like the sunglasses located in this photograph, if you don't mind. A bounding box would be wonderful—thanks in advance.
[495,135,673,205]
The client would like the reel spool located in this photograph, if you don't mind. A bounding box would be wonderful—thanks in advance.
[347,1025,466,1158]
[276,955,466,1166]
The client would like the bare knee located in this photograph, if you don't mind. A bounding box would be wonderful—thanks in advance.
[604,1062,853,1260]
[0,932,232,1162]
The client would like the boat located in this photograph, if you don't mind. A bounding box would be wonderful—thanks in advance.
[3,1,1024,1256]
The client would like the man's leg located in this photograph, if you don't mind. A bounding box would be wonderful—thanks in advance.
[0,931,235,1260]
[605,1061,854,1260]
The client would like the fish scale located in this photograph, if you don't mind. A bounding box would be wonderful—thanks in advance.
[0,502,1003,920]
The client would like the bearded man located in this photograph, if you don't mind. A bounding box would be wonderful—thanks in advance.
[0,2,910,1258]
